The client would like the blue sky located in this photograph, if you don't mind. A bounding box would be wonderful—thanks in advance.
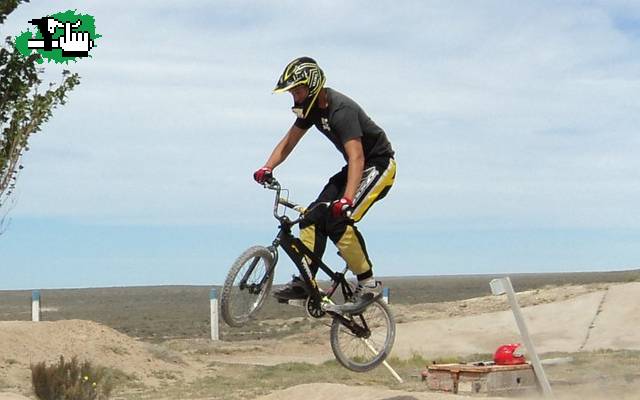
[1,1,639,290]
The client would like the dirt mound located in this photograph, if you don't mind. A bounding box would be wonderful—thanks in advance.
[0,319,185,391]
[0,394,30,400]
[252,382,505,400]
[393,283,640,359]
[392,283,607,323]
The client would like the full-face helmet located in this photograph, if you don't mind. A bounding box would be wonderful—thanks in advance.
[273,56,326,119]
[494,343,526,365]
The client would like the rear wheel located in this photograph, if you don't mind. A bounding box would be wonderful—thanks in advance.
[220,246,275,327]
[330,298,395,372]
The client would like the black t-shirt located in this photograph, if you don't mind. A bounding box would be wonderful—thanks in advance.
[294,88,394,161]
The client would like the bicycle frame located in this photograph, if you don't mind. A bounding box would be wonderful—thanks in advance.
[222,178,395,372]
[264,178,363,324]
[274,219,353,305]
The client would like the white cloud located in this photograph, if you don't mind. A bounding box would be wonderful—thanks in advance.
[3,0,639,232]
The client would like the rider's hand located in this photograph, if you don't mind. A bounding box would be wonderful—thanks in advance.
[331,197,353,218]
[253,167,272,184]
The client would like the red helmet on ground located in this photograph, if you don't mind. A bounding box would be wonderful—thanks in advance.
[494,343,526,365]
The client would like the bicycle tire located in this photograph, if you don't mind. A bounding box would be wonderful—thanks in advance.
[329,298,396,372]
[220,246,275,327]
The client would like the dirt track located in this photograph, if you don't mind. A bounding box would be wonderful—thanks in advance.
[253,382,507,400]
[1,282,638,399]
[200,282,640,366]
[0,394,29,400]
[393,282,639,358]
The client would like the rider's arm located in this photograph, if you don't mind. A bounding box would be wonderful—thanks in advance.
[342,137,365,200]
[263,124,307,169]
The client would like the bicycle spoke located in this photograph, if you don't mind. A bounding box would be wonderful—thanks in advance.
[229,261,267,316]
[330,300,395,372]
[221,246,274,327]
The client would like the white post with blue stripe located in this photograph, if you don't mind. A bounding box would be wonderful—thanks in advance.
[31,290,41,322]
[210,288,219,341]
[382,287,390,304]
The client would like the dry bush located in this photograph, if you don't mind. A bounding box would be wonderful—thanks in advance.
[31,356,114,400]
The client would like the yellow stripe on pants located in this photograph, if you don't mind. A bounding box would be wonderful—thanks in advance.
[335,225,371,274]
[300,224,316,266]
[351,159,397,222]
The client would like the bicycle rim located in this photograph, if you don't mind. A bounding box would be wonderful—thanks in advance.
[221,246,274,327]
[330,299,395,372]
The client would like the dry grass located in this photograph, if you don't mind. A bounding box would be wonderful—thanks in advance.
[31,356,114,400]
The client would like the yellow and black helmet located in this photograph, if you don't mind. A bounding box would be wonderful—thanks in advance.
[274,56,326,119]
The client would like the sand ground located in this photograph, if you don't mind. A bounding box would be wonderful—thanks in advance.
[1,282,638,399]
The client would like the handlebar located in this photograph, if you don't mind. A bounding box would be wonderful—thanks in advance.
[262,177,329,225]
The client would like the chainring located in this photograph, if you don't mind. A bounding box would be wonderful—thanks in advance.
[304,296,326,319]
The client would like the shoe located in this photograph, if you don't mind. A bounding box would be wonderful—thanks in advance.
[273,275,308,301]
[323,281,383,314]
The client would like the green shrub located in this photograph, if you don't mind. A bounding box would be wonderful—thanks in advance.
[31,356,114,400]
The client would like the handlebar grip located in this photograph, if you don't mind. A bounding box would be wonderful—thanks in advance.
[263,175,280,190]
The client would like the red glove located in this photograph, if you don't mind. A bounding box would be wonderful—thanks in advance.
[253,167,272,184]
[331,197,353,218]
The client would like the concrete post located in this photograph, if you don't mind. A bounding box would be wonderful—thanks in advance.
[210,288,219,341]
[490,277,553,398]
[31,290,41,322]
[382,287,390,304]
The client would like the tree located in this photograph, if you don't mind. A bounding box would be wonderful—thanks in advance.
[0,0,80,230]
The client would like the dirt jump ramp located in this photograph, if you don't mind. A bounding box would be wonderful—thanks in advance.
[392,283,638,358]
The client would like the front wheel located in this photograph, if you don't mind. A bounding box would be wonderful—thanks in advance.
[220,246,275,327]
[330,298,396,372]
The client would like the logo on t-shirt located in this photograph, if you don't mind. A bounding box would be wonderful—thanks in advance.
[321,117,331,132]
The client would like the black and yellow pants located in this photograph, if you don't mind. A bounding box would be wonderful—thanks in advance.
[299,157,396,280]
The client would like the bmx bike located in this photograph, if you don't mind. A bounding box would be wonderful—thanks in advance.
[220,177,395,372]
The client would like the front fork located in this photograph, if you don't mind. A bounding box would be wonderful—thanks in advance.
[267,244,279,269]
[239,244,279,294]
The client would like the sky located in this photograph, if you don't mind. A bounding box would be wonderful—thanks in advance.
[1,0,639,290]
